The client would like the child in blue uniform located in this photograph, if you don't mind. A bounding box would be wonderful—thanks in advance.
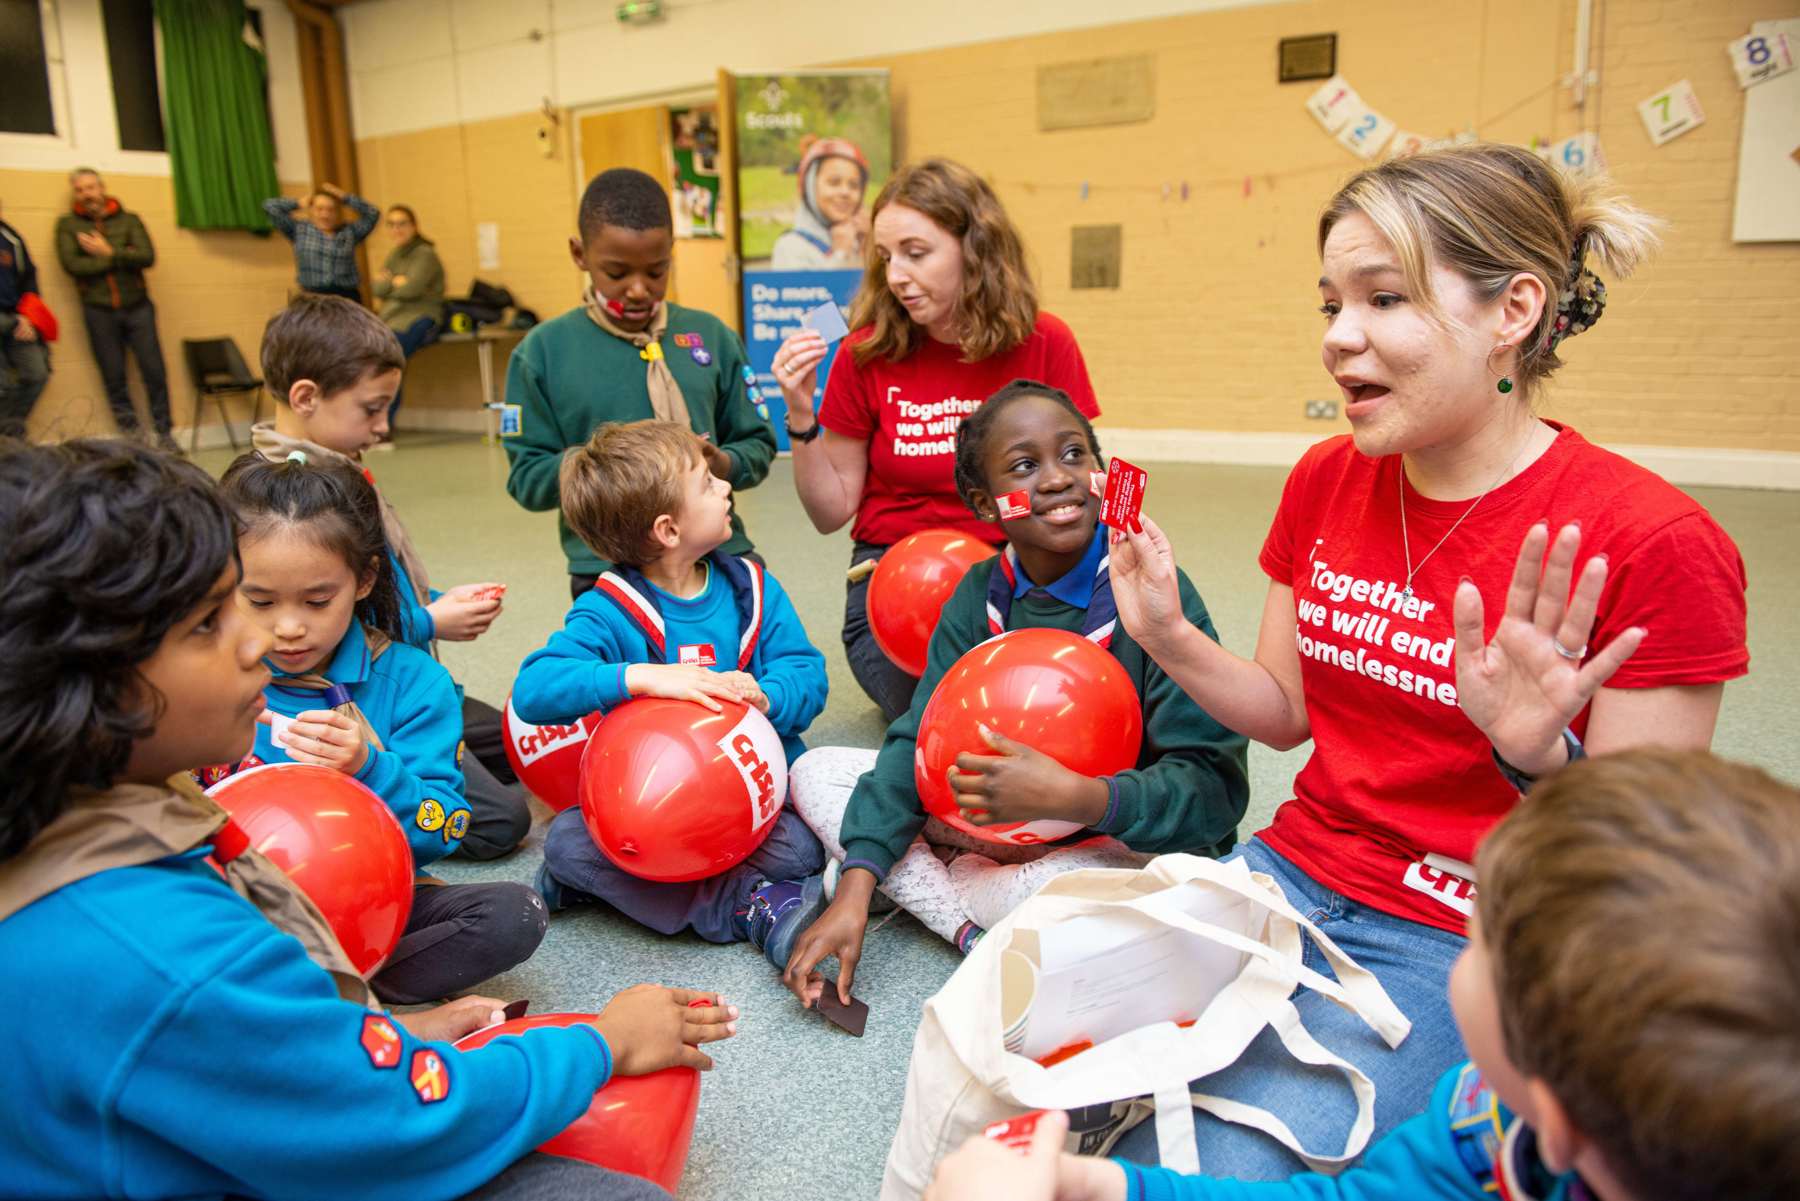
[251,294,530,861]
[782,379,1249,1010]
[925,750,1800,1201]
[0,437,735,1201]
[214,450,541,1005]
[514,419,829,968]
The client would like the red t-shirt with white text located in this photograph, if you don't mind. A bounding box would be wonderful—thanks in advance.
[819,312,1099,546]
[1257,425,1749,935]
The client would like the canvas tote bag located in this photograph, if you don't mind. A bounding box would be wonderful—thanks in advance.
[880,853,1412,1200]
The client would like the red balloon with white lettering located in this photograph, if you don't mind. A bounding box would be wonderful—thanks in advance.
[501,693,603,812]
[867,529,999,677]
[455,1013,700,1192]
[206,762,413,975]
[915,627,1142,845]
[579,698,786,881]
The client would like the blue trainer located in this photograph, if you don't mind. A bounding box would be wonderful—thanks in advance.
[744,874,827,970]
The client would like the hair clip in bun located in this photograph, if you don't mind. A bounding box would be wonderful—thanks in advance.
[285,450,308,465]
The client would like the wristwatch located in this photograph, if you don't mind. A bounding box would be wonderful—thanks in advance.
[1492,727,1587,794]
[785,416,823,444]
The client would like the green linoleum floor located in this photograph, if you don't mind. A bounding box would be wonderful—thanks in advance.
[194,433,1800,1200]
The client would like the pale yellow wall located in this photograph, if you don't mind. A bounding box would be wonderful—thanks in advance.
[346,0,1799,452]
[847,0,1800,451]
[1,169,310,441]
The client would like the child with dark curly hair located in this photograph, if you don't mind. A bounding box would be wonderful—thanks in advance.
[214,450,546,1005]
[0,437,735,1201]
[780,379,1249,1011]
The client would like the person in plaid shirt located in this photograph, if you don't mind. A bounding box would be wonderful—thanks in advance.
[264,182,379,302]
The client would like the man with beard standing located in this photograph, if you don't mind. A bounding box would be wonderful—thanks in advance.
[54,168,178,451]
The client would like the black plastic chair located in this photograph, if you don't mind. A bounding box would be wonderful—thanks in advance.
[182,338,264,452]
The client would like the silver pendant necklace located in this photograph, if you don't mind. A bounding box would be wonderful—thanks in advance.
[1398,435,1535,601]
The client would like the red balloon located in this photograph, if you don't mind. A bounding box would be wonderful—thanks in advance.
[501,694,603,812]
[915,627,1143,846]
[455,1013,700,1193]
[206,762,413,975]
[580,698,788,882]
[868,529,999,676]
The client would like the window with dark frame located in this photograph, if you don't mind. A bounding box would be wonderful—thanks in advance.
[101,0,166,153]
[0,0,57,136]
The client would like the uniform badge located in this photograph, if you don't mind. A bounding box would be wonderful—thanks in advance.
[691,347,712,366]
[360,1014,403,1069]
[416,797,447,832]
[410,1048,450,1103]
[678,643,717,667]
[498,403,522,437]
[455,740,466,767]
[445,808,471,843]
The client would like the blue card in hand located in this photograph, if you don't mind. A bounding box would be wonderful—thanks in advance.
[803,301,850,344]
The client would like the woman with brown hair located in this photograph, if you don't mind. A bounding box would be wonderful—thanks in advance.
[771,158,1099,720]
[372,204,445,434]
[1103,142,1749,1178]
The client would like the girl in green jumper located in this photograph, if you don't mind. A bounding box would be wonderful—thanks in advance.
[779,379,1250,1010]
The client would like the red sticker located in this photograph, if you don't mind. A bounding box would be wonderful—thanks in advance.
[359,1014,402,1070]
[995,490,1032,521]
[984,1109,1051,1154]
[1100,459,1147,533]
[410,1048,450,1103]
[470,584,506,602]
[678,643,718,667]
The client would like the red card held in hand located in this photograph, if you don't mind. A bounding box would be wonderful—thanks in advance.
[1100,459,1147,533]
[983,1109,1052,1154]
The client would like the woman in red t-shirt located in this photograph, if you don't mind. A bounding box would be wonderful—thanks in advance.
[1106,144,1749,1179]
[770,158,1099,719]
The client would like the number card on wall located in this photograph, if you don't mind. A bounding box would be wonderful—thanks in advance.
[1337,106,1396,159]
[1637,80,1706,146]
[1387,129,1429,157]
[1305,76,1361,133]
[1728,32,1795,89]
[1551,132,1604,177]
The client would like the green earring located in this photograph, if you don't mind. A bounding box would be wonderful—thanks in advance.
[1497,377,1514,394]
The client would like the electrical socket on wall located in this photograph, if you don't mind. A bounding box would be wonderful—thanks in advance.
[1305,399,1339,420]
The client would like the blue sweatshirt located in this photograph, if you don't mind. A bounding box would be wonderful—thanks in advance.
[1118,1063,1593,1201]
[253,622,470,866]
[391,550,439,649]
[512,552,827,764]
[0,850,609,1200]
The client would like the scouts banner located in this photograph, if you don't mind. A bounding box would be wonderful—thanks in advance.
[730,69,892,448]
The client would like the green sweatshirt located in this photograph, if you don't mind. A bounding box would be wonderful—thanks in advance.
[838,557,1250,880]
[370,237,445,332]
[54,205,154,309]
[502,304,777,575]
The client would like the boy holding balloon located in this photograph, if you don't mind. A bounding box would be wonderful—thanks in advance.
[513,420,832,969]
[0,437,736,1201]
[782,380,1249,1009]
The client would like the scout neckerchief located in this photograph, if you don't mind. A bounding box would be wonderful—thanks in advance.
[249,425,434,617]
[593,553,767,669]
[581,285,686,426]
[984,541,1119,647]
[0,773,378,1007]
[275,624,394,755]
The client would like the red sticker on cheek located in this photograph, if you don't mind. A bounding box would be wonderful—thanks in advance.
[603,296,626,317]
[995,490,1032,521]
[1089,471,1106,498]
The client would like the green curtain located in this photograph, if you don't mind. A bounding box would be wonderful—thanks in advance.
[155,0,280,231]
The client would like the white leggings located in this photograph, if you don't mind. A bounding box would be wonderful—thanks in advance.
[788,747,1150,944]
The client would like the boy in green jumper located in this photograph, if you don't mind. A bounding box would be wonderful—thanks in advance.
[503,168,776,600]
[780,380,1250,1010]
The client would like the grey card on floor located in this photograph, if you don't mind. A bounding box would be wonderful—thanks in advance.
[803,301,850,344]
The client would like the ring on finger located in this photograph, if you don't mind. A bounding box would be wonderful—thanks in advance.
[1552,637,1587,661]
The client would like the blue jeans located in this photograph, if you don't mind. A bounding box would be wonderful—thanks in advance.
[1111,838,1468,1180]
[387,316,439,423]
[542,803,824,942]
